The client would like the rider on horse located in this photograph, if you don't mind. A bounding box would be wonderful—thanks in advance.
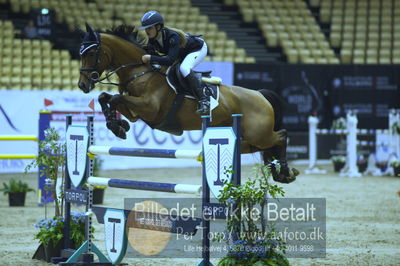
[139,10,210,114]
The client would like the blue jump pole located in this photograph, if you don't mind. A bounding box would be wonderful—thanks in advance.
[88,146,202,160]
[87,176,201,194]
[37,110,51,205]
[201,115,211,266]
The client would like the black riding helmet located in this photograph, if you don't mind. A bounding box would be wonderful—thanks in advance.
[139,11,164,30]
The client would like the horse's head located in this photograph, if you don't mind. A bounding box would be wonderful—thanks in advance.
[77,23,106,93]
[78,24,151,93]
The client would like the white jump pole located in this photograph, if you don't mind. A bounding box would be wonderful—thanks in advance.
[340,111,362,178]
[383,109,400,175]
[389,109,400,159]
[305,115,327,174]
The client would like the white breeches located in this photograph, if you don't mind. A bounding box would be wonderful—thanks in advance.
[179,40,208,77]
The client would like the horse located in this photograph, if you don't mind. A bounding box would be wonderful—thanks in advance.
[77,24,298,183]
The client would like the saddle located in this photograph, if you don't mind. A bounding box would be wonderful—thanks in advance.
[166,63,221,99]
[151,63,221,136]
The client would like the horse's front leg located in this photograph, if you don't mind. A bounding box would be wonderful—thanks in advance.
[109,94,153,120]
[98,92,130,139]
[98,92,113,119]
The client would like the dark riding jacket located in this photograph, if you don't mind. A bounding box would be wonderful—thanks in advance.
[148,27,204,65]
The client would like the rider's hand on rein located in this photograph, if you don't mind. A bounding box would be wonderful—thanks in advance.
[142,54,151,64]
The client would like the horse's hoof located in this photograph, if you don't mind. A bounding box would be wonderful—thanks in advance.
[116,127,127,139]
[273,173,296,184]
[280,168,299,183]
[269,161,296,184]
[290,167,300,177]
[111,126,126,139]
[106,121,127,139]
[119,119,130,132]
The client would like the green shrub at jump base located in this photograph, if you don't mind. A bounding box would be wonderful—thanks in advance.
[217,165,290,266]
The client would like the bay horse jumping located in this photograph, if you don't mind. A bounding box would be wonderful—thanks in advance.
[77,24,298,183]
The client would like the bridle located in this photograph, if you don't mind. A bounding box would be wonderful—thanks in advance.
[79,40,159,89]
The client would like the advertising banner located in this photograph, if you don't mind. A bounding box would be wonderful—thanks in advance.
[328,65,400,129]
[234,64,400,131]
[0,87,259,173]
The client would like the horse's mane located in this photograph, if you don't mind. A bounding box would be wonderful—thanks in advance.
[105,25,147,49]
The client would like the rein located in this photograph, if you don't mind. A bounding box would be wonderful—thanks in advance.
[80,49,162,88]
[79,33,166,89]
[95,62,157,87]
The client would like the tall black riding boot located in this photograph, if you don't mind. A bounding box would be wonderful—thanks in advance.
[184,71,210,114]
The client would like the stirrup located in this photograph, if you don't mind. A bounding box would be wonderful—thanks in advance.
[196,101,210,114]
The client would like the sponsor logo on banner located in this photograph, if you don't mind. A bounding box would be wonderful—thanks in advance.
[104,209,127,264]
[203,127,236,199]
[0,104,20,132]
[66,125,89,187]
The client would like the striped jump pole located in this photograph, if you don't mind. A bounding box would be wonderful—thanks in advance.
[0,135,38,160]
[88,146,202,161]
[62,113,242,265]
[0,135,38,141]
[87,176,202,194]
[0,154,37,159]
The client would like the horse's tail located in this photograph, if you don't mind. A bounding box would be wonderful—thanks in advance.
[258,89,284,131]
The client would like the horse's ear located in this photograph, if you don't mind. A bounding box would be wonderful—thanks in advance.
[85,22,93,33]
[85,23,97,41]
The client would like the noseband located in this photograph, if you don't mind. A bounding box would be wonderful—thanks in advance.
[79,41,102,88]
[79,41,158,88]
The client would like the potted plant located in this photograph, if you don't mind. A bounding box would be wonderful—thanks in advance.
[392,121,400,135]
[25,128,66,216]
[357,155,368,173]
[376,161,388,172]
[390,160,400,177]
[217,165,290,266]
[33,211,90,262]
[81,158,106,204]
[82,183,107,205]
[331,155,346,172]
[25,127,77,263]
[331,117,346,130]
[92,185,106,204]
[92,158,106,204]
[0,179,34,206]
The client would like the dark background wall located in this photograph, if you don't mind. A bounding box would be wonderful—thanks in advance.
[234,63,400,131]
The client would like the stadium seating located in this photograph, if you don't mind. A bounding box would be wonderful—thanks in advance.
[320,0,398,64]
[0,19,78,90]
[6,0,255,63]
[1,0,399,90]
[228,0,339,64]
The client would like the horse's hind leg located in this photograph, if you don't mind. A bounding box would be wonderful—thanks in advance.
[241,133,296,183]
[98,92,130,139]
[262,129,299,183]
